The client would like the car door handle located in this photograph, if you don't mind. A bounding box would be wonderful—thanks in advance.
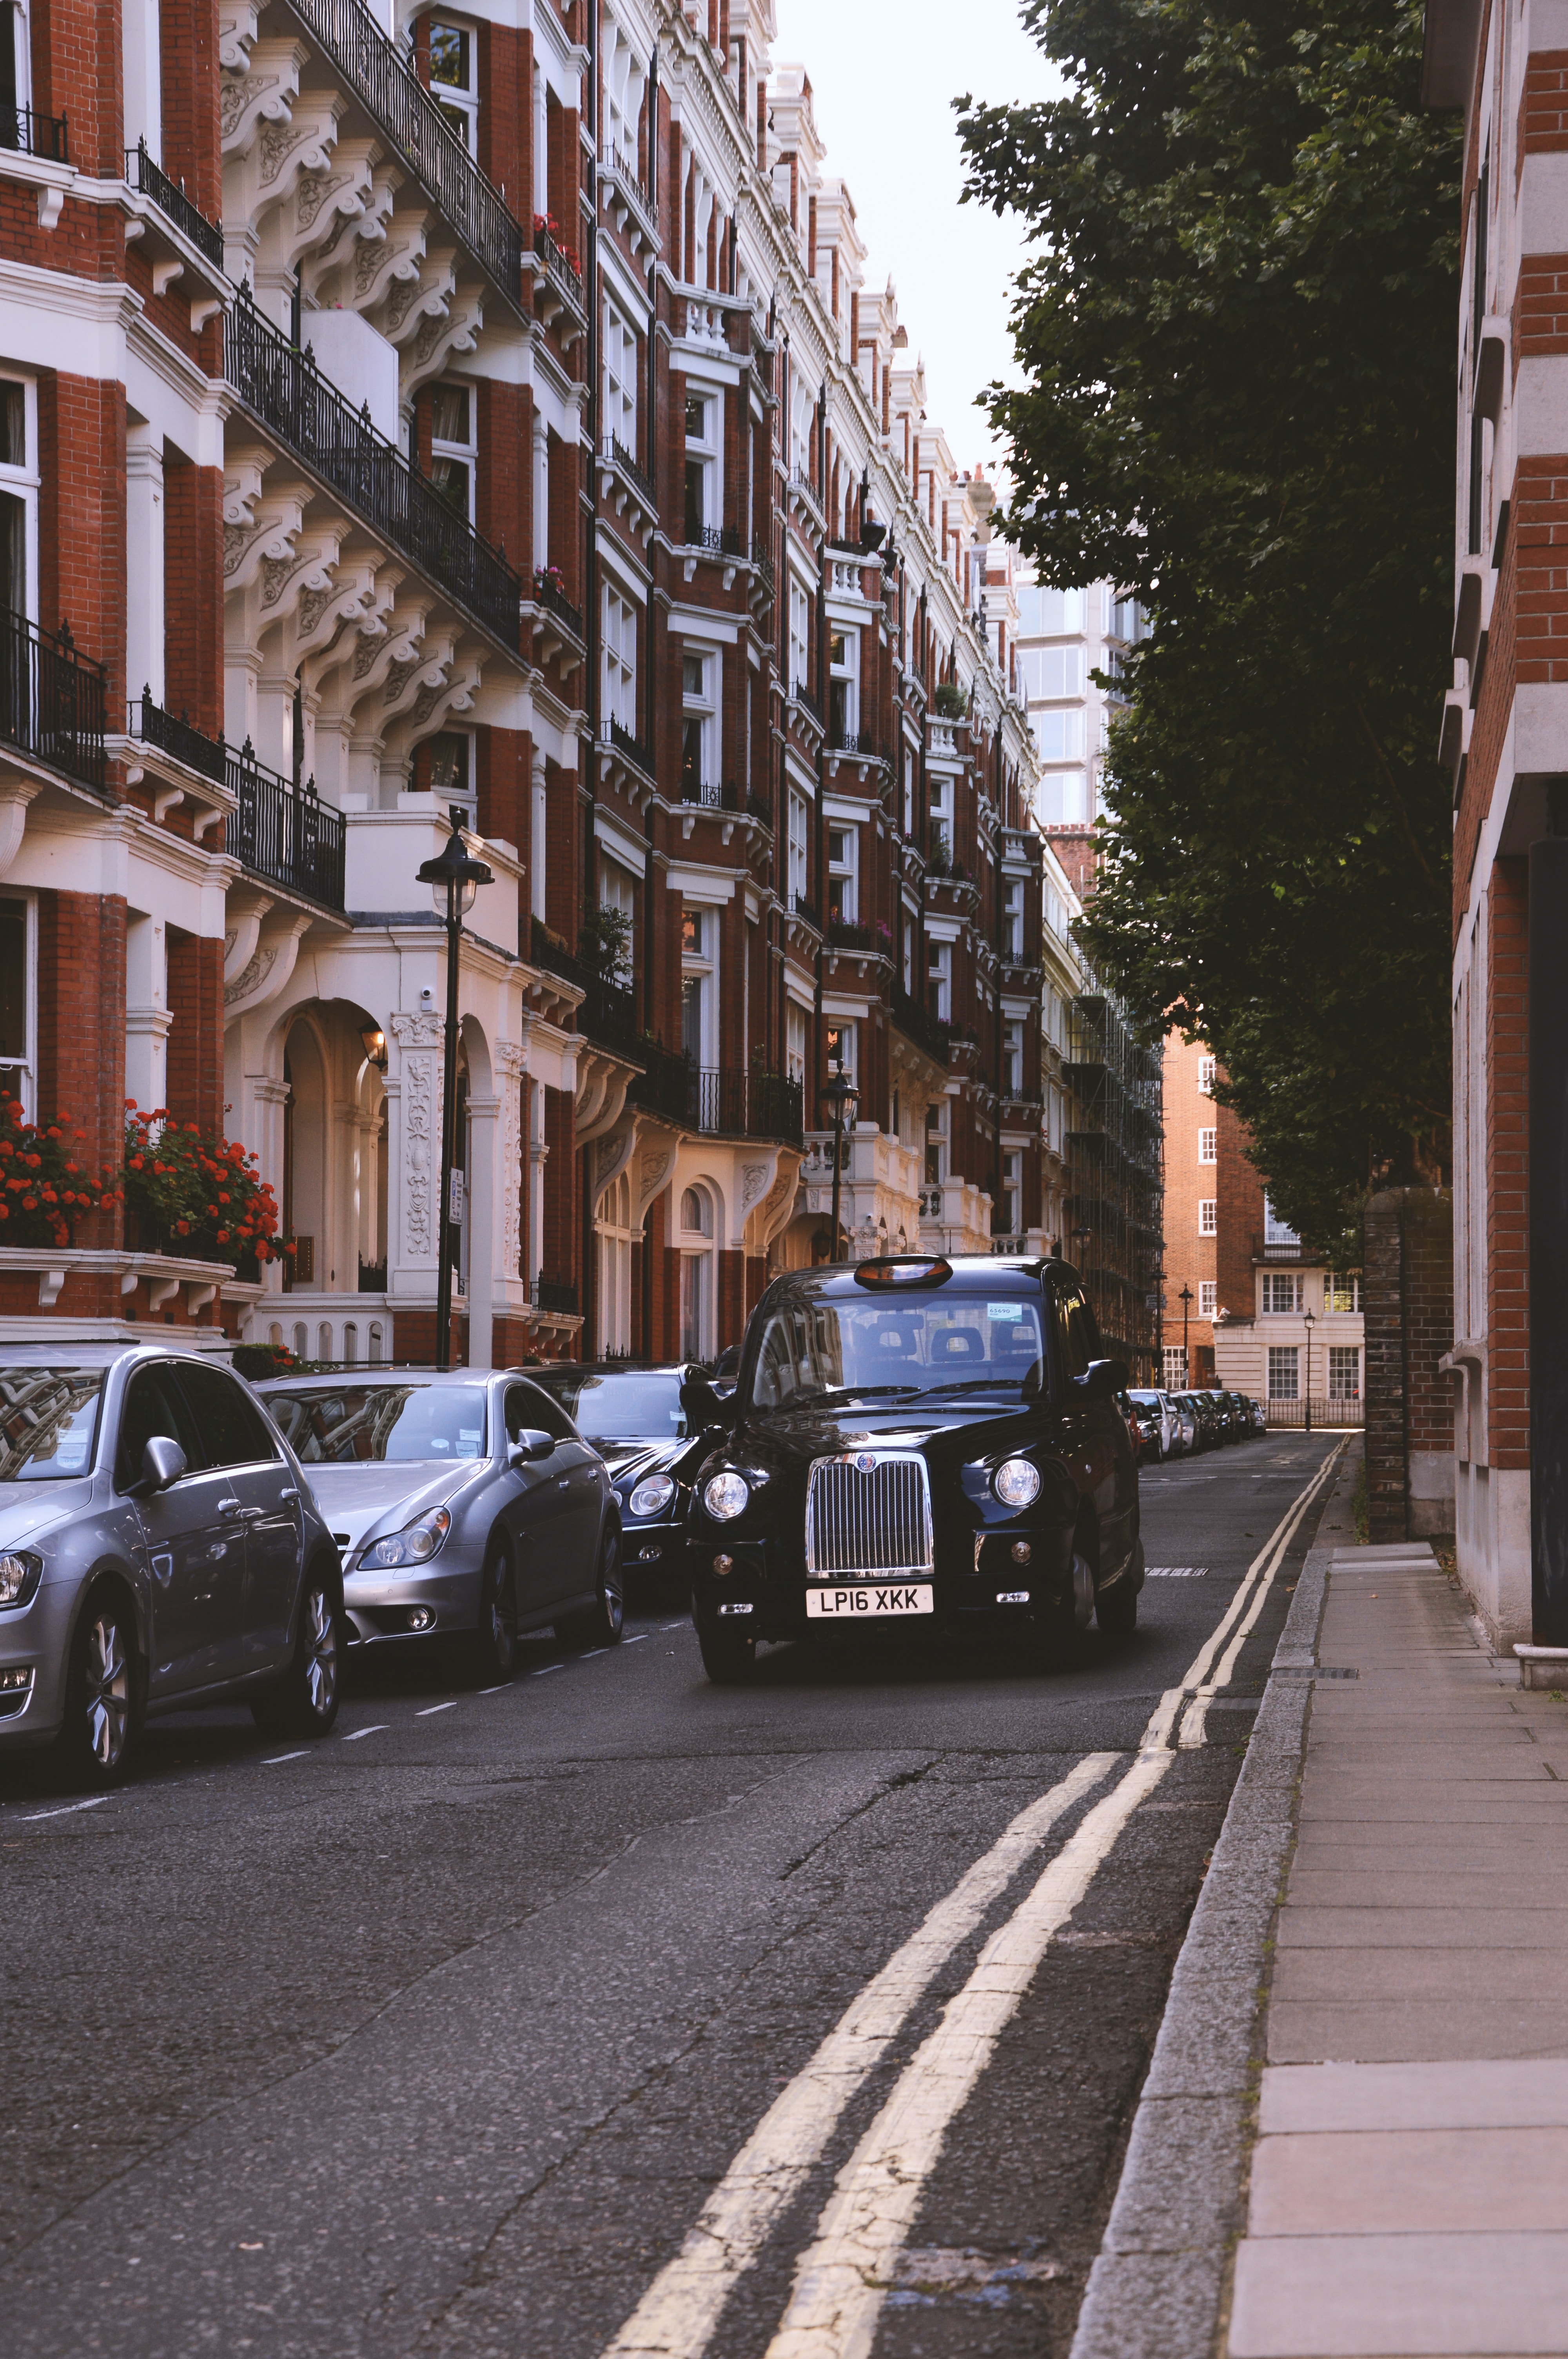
[219,1501,264,1521]
[279,1487,300,1503]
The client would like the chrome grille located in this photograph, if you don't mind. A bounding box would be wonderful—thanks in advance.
[805,1453,934,1580]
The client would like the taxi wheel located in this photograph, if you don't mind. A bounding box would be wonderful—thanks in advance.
[1096,1577,1138,1639]
[697,1620,756,1684]
[252,1570,343,1737]
[472,1535,518,1682]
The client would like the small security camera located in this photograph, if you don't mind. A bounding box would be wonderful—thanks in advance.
[419,985,436,1010]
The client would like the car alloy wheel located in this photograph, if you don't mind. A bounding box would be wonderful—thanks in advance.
[598,1528,625,1643]
[252,1570,343,1738]
[85,1604,131,1771]
[474,1538,518,1681]
[302,1582,339,1717]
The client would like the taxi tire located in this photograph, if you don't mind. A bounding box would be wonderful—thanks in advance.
[1095,1576,1138,1639]
[697,1620,756,1683]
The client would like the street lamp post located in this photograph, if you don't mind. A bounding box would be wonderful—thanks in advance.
[1303,1305,1316,1436]
[820,1062,859,1263]
[1179,1283,1194,1386]
[416,817,494,1371]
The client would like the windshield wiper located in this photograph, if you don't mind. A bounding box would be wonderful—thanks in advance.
[911,1377,1034,1398]
[786,1384,925,1405]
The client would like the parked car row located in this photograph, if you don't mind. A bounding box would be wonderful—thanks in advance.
[1123,1385,1267,1461]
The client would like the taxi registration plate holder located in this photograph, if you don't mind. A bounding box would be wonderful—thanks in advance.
[806,1582,934,1619]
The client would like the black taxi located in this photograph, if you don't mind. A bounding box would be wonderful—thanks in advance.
[681,1254,1143,1682]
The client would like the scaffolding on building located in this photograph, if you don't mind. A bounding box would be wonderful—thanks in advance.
[1064,967,1165,1378]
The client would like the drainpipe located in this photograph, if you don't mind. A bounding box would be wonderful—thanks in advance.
[581,0,601,1351]
[1532,781,1568,1639]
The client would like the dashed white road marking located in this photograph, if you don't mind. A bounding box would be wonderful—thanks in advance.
[599,1751,1119,2359]
[533,1663,563,1677]
[625,1634,649,1644]
[581,1649,608,1659]
[263,1752,309,1765]
[415,1702,457,1717]
[342,1725,389,1742]
[21,1796,110,1822]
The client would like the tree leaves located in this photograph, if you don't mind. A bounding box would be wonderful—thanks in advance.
[959,0,1459,1249]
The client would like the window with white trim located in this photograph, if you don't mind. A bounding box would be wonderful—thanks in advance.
[1328,1345,1361,1401]
[927,939,951,1024]
[928,773,953,863]
[1263,1272,1303,1313]
[1198,1054,1216,1094]
[680,906,717,1069]
[1198,1127,1216,1164]
[1002,1021,1022,1097]
[425,729,474,822]
[1003,880,1024,960]
[598,852,638,977]
[1036,769,1088,826]
[1325,1272,1361,1313]
[428,18,479,152]
[903,748,915,836]
[1263,1192,1300,1248]
[684,391,718,542]
[1198,1199,1217,1235]
[1034,708,1082,762]
[429,383,475,523]
[786,999,807,1084]
[1017,644,1081,700]
[828,625,859,745]
[0,378,37,622]
[786,789,808,909]
[678,1183,715,1360]
[1001,1149,1022,1238]
[925,1097,946,1188]
[603,584,637,733]
[824,1020,857,1086]
[789,578,811,702]
[1268,1346,1300,1401]
[603,305,638,454]
[827,823,858,926]
[681,648,716,796]
[1198,1280,1217,1318]
[0,893,34,1117]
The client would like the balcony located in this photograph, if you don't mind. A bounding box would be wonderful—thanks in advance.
[534,224,586,331]
[125,138,222,267]
[227,288,521,650]
[1252,1233,1318,1265]
[825,916,883,954]
[827,728,885,762]
[891,985,951,1068]
[787,467,825,533]
[628,1057,803,1145]
[604,715,653,776]
[599,138,656,255]
[0,104,67,162]
[790,891,821,932]
[0,606,106,794]
[130,692,224,785]
[228,742,347,912]
[281,0,523,307]
[530,1277,580,1315]
[599,431,655,510]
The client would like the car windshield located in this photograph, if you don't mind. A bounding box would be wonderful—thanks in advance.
[0,1366,104,1480]
[530,1370,689,1441]
[265,1384,488,1463]
[748,1280,1046,1410]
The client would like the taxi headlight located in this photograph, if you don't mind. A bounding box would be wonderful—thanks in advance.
[628,1474,677,1519]
[703,1471,751,1522]
[360,1506,452,1570]
[993,1458,1042,1510]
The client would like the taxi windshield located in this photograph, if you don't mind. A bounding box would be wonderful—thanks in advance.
[265,1384,488,1463]
[0,1366,104,1480]
[748,1283,1046,1411]
[530,1370,688,1441]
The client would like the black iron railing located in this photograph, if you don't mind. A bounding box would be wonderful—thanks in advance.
[531,571,584,643]
[604,715,652,773]
[125,140,223,266]
[687,523,743,557]
[826,917,875,952]
[751,538,775,594]
[746,789,772,827]
[227,285,518,646]
[227,740,346,910]
[534,225,584,313]
[281,0,523,303]
[601,433,655,507]
[130,690,224,783]
[530,1276,579,1314]
[0,104,67,161]
[681,779,737,811]
[791,892,821,930]
[0,606,105,792]
[828,729,884,760]
[789,679,822,723]
[892,985,951,1067]
[579,975,640,1059]
[628,1041,692,1125]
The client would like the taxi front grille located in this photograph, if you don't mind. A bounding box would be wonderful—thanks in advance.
[805,1454,933,1580]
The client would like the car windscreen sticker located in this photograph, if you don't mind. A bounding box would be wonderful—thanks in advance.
[988,1303,1023,1322]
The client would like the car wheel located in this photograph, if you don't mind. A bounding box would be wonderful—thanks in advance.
[58,1582,139,1789]
[697,1619,756,1683]
[472,1534,518,1683]
[251,1568,343,1737]
[557,1525,625,1650]
[1096,1576,1138,1638]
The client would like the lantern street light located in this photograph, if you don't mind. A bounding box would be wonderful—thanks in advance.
[1303,1306,1316,1436]
[416,816,493,1370]
[1178,1283,1194,1386]
[819,1061,859,1263]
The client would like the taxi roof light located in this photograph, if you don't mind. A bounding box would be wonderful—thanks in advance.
[852,1256,954,1291]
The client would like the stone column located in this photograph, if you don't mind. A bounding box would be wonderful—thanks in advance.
[387,1013,443,1306]
[466,1088,499,1370]
[125,425,165,711]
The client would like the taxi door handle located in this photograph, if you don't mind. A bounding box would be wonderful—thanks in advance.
[219,1501,263,1521]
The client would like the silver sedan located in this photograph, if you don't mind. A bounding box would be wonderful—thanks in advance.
[257,1369,624,1679]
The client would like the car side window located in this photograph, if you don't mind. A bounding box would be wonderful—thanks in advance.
[116,1365,207,1490]
[508,1380,575,1443]
[174,1364,279,1471]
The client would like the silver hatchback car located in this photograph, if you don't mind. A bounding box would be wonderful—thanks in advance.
[256,1369,624,1678]
[0,1345,343,1788]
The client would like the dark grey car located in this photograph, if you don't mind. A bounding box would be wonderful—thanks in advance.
[256,1369,623,1678]
[0,1345,344,1788]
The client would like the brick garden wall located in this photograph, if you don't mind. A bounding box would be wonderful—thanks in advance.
[1365,1187,1456,1542]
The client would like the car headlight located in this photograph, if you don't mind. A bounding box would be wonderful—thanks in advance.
[0,1550,41,1608]
[993,1458,1042,1509]
[359,1507,452,1570]
[628,1474,677,1519]
[703,1470,751,1522]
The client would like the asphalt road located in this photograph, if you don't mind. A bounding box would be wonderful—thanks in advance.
[0,1430,1342,2359]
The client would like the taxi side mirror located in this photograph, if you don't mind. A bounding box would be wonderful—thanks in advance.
[508,1428,556,1464]
[681,1377,734,1432]
[1072,1359,1128,1403]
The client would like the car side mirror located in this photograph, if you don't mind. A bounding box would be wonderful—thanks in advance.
[508,1429,556,1465]
[681,1377,734,1432]
[1072,1359,1129,1403]
[132,1435,186,1496]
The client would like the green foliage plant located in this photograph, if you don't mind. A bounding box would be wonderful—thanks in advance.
[958,0,1461,1252]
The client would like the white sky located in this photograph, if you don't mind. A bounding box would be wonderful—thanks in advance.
[770,0,1063,487]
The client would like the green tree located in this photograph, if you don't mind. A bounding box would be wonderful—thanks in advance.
[959,0,1461,1252]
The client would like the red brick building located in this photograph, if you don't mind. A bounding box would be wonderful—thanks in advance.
[0,0,1049,1368]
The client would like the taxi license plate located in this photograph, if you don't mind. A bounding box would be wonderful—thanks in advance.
[806,1583,934,1619]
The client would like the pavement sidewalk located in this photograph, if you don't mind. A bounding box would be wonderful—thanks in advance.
[1227,1517,1568,2359]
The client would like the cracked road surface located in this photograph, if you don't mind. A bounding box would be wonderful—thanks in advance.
[0,1434,1339,2358]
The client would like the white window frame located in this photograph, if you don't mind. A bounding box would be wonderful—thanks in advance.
[1003,1021,1022,1097]
[789,579,811,701]
[1198,1199,1217,1236]
[684,388,719,542]
[0,374,40,623]
[927,939,951,1023]
[1263,1272,1303,1314]
[1198,1127,1216,1164]
[1325,1272,1361,1314]
[677,1183,715,1361]
[427,15,480,153]
[1004,880,1024,960]
[1327,1345,1362,1401]
[0,889,36,1118]
[681,646,717,796]
[928,773,953,861]
[1263,1192,1301,1248]
[1198,1280,1217,1319]
[603,302,638,454]
[1268,1345,1300,1402]
[1198,1054,1216,1094]
[603,583,637,733]
[681,905,717,1068]
[786,998,808,1084]
[429,381,477,524]
[1163,1344,1187,1389]
[825,1020,857,1088]
[786,788,808,908]
[1033,708,1082,763]
[1002,1148,1022,1236]
[828,623,860,745]
[826,821,858,925]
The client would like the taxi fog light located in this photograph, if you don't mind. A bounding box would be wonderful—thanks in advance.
[703,1471,751,1521]
[993,1459,1041,1510]
[629,1474,676,1519]
[1011,1541,1033,1564]
[712,1553,734,1576]
[997,1590,1031,1605]
[717,1601,754,1616]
